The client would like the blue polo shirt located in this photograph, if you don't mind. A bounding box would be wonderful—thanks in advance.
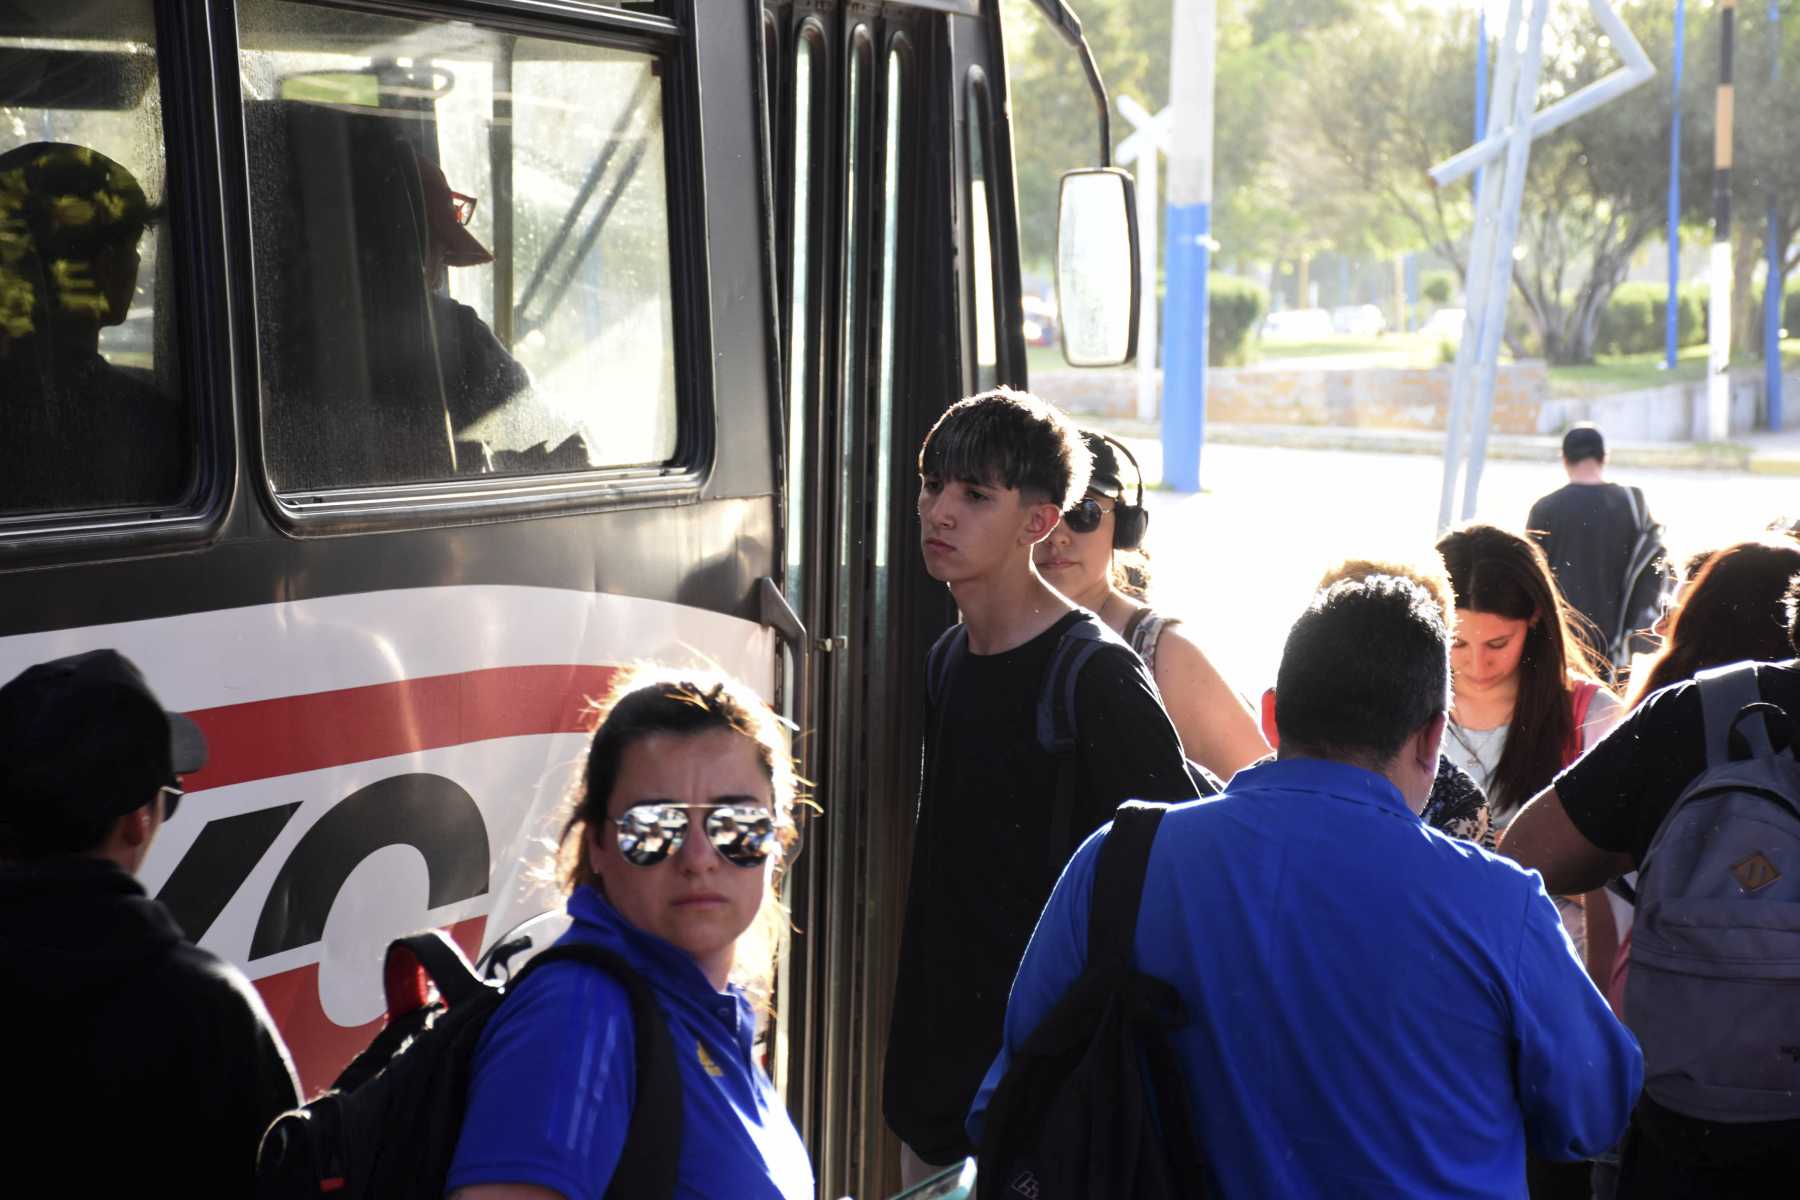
[447,887,813,1200]
[969,758,1641,1199]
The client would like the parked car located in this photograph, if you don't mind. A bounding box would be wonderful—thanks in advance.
[1259,307,1335,341]
[1420,306,1467,343]
[1330,304,1388,337]
[1021,293,1059,348]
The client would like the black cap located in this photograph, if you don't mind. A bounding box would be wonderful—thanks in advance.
[1081,430,1126,500]
[1561,423,1606,464]
[0,650,206,852]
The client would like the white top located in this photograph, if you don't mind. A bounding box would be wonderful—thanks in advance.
[1443,685,1624,828]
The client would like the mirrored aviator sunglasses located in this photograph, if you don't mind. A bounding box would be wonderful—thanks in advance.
[613,802,779,868]
[1063,495,1112,535]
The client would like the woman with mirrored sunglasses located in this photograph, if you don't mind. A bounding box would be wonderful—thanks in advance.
[448,673,814,1200]
[1035,429,1270,783]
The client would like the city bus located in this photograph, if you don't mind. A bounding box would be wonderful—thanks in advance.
[0,1,1133,1193]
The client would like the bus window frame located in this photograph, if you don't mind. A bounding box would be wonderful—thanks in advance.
[0,0,238,559]
[235,0,719,535]
[964,65,1011,391]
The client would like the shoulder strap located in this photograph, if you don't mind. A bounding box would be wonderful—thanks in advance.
[1695,662,1770,766]
[925,624,968,709]
[512,944,683,1200]
[1038,616,1110,755]
[1086,802,1166,973]
[1041,617,1112,872]
[1625,485,1648,533]
[383,930,486,1015]
[1563,681,1601,766]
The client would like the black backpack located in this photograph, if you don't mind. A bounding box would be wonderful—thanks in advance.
[926,619,1217,870]
[974,802,1209,1200]
[256,930,682,1200]
[1610,485,1673,668]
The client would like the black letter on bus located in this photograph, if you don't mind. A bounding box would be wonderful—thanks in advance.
[250,773,490,961]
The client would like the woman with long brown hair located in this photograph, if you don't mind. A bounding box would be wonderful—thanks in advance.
[1436,524,1624,1200]
[1587,534,1800,1005]
[1435,525,1621,829]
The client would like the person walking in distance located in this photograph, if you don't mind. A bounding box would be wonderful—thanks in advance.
[0,649,301,1195]
[1526,424,1670,674]
[885,390,1197,1186]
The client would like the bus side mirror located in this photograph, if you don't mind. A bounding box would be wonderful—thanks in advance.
[1055,168,1140,368]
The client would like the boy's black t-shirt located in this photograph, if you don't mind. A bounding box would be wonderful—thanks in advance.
[883,609,1197,1163]
[1554,661,1800,865]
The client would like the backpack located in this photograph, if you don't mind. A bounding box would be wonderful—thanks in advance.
[1625,661,1800,1123]
[256,930,682,1200]
[926,619,1217,871]
[974,802,1208,1200]
[1609,486,1672,668]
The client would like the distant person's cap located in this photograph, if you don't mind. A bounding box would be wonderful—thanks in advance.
[1562,423,1606,463]
[0,650,207,843]
[413,153,494,268]
[1081,430,1126,500]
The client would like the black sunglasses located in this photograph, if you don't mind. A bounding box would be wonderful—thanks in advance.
[156,783,183,822]
[613,802,778,868]
[1063,495,1116,535]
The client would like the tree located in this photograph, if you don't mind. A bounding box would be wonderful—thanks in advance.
[1296,1,1687,364]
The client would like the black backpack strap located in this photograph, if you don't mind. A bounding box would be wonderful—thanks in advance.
[382,930,487,1015]
[925,624,968,710]
[1086,802,1166,972]
[1040,618,1112,872]
[1695,662,1769,766]
[511,944,684,1200]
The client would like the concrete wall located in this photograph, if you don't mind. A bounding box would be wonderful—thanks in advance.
[1035,364,1798,441]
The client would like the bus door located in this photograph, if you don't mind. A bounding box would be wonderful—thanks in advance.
[765,2,1014,1194]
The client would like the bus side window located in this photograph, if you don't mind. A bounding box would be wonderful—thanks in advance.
[966,71,1000,395]
[0,9,196,523]
[238,0,680,498]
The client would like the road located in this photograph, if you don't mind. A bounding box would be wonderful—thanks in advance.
[1129,442,1796,699]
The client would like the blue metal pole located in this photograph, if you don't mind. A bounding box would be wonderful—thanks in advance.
[1667,0,1685,369]
[1162,0,1215,493]
[1767,0,1784,429]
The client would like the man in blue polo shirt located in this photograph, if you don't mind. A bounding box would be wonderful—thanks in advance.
[971,575,1641,1197]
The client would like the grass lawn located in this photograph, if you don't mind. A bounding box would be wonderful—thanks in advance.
[1546,342,1800,398]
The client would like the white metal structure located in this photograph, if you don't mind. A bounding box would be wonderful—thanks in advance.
[1431,0,1655,532]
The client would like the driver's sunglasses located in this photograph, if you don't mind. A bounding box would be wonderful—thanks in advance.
[449,191,478,226]
[613,802,779,868]
[156,784,183,822]
[1063,495,1116,535]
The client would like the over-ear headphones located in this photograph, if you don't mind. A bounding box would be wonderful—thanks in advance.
[1099,433,1149,552]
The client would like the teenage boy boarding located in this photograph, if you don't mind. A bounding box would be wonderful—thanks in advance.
[973,577,1640,1197]
[883,389,1198,1183]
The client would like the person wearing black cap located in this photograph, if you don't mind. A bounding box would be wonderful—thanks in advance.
[1036,429,1270,782]
[0,649,300,1193]
[1526,423,1670,674]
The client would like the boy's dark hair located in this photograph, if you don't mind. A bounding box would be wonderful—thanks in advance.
[1275,575,1451,768]
[917,387,1092,511]
[1561,423,1606,465]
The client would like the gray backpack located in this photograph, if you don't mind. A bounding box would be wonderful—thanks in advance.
[1626,661,1800,1122]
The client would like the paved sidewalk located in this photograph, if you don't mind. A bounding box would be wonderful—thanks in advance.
[1085,418,1800,482]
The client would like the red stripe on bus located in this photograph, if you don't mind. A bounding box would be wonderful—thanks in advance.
[257,915,488,1097]
[181,664,617,791]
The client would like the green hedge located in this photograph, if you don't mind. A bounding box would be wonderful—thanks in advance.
[1209,273,1267,367]
[1595,281,1707,356]
[1421,270,1455,307]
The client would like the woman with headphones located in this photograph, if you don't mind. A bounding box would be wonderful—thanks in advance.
[1035,430,1271,783]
